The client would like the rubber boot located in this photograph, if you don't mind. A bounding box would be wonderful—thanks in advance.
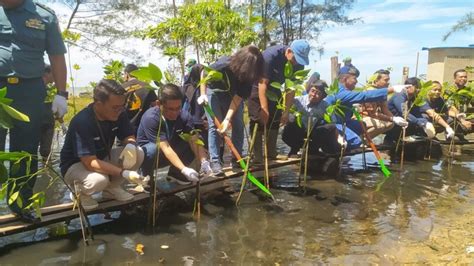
[267,129,279,159]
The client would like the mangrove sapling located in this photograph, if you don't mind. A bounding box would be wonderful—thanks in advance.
[236,123,259,205]
[263,126,269,189]
[179,129,206,220]
[299,116,312,191]
[130,63,164,227]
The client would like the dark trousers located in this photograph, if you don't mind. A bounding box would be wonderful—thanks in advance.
[282,122,339,155]
[39,103,55,159]
[0,78,46,213]
[141,140,196,179]
[384,123,425,143]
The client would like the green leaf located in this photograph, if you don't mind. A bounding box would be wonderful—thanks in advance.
[0,183,7,201]
[270,82,282,90]
[284,61,293,79]
[265,90,279,102]
[293,69,311,80]
[1,103,30,122]
[195,139,205,146]
[179,133,192,142]
[285,79,295,90]
[130,68,152,83]
[0,87,6,98]
[0,163,7,183]
[148,63,163,82]
[0,108,13,129]
[296,114,302,128]
[324,113,332,123]
[16,194,22,209]
[0,97,13,105]
[8,191,19,205]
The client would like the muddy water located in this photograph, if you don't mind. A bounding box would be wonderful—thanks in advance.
[0,144,473,264]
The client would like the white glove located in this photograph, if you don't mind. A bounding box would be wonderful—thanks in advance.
[392,116,408,127]
[119,143,139,169]
[445,126,455,139]
[218,118,231,134]
[200,160,212,177]
[423,122,436,139]
[337,134,347,149]
[391,85,409,94]
[181,167,200,182]
[197,95,208,105]
[121,170,150,186]
[456,113,466,119]
[52,95,68,118]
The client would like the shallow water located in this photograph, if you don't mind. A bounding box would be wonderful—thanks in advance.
[0,139,473,264]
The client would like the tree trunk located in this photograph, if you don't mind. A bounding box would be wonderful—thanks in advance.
[299,0,304,39]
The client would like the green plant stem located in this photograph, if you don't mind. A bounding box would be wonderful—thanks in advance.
[236,123,258,205]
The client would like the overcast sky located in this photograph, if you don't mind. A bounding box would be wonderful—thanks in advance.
[44,0,473,88]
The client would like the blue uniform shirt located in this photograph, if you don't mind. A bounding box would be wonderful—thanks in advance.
[207,56,253,99]
[137,106,194,146]
[60,104,134,176]
[388,92,431,127]
[0,0,66,78]
[324,84,388,123]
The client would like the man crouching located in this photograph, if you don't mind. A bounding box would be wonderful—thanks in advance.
[60,79,148,210]
[137,83,212,185]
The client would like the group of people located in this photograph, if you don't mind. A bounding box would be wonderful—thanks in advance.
[0,0,471,223]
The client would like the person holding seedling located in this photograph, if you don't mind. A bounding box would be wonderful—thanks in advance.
[361,69,408,139]
[198,45,264,175]
[445,69,471,111]
[138,83,212,185]
[60,80,149,210]
[385,77,455,145]
[425,81,472,140]
[281,80,341,159]
[247,39,311,164]
[324,66,407,150]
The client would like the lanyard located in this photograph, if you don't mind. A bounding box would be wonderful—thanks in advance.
[94,111,111,160]
[161,115,175,140]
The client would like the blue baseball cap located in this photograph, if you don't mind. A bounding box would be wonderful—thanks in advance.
[339,65,360,77]
[290,39,310,65]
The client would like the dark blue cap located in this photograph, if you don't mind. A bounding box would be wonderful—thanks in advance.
[339,65,360,78]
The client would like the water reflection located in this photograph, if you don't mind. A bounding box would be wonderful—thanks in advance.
[0,143,473,264]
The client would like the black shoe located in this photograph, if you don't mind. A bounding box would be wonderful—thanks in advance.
[288,148,299,159]
[15,211,40,224]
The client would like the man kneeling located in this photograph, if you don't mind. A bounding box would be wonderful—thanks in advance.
[60,80,148,210]
[137,83,212,185]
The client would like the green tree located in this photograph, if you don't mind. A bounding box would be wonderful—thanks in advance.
[142,0,259,68]
[443,12,474,41]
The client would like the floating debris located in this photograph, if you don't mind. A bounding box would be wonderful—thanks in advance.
[161,245,169,250]
[135,244,144,255]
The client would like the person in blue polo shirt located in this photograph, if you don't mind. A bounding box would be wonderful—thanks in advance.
[197,45,264,175]
[248,39,311,164]
[324,66,407,150]
[385,77,454,144]
[137,83,212,185]
[0,0,67,222]
[61,80,148,210]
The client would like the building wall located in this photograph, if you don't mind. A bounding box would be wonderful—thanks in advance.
[426,48,474,83]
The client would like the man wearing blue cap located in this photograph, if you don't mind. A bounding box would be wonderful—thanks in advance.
[324,66,407,150]
[248,39,311,163]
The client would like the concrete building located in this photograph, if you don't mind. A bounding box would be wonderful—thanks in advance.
[425,45,474,83]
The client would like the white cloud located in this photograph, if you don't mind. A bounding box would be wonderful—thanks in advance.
[418,22,455,30]
[351,3,466,24]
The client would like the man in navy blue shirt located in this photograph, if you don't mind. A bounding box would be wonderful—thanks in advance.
[60,80,148,210]
[385,78,454,144]
[137,83,212,185]
[248,39,310,163]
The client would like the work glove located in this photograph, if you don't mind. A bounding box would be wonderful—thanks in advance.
[423,122,436,139]
[218,118,231,134]
[352,103,363,113]
[200,160,212,177]
[456,113,466,119]
[391,85,409,94]
[52,95,68,118]
[181,167,200,183]
[337,134,347,149]
[392,116,408,127]
[119,143,139,169]
[445,126,455,139]
[121,170,150,186]
[197,95,208,105]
